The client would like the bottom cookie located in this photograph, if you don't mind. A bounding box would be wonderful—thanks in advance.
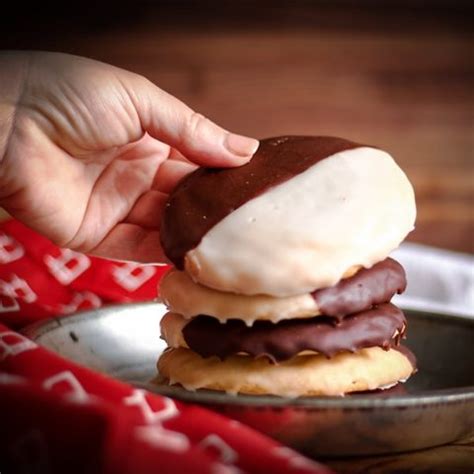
[157,346,415,397]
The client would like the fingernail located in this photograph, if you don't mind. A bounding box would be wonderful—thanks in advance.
[225,133,259,158]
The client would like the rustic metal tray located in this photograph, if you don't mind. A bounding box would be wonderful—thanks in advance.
[22,302,474,458]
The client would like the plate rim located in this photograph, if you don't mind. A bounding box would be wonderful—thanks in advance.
[21,301,474,409]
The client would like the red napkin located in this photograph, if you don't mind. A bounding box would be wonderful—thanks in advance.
[0,219,332,474]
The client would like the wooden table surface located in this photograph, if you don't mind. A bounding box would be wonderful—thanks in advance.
[1,3,473,473]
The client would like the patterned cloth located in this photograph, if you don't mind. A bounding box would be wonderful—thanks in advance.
[0,219,331,474]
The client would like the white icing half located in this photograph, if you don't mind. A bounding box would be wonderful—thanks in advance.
[159,268,320,325]
[160,312,188,348]
[185,147,416,296]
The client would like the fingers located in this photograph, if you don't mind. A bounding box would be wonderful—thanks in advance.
[88,222,168,264]
[153,160,197,194]
[168,148,192,163]
[132,77,259,167]
[125,190,168,228]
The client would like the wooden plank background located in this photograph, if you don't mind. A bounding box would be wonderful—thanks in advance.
[0,2,473,252]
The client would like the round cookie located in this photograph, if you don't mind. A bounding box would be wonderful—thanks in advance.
[159,258,406,324]
[159,269,320,325]
[162,303,406,361]
[157,346,416,397]
[160,136,416,297]
[160,312,187,349]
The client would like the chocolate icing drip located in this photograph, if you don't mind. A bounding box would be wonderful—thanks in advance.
[160,136,363,268]
[182,303,406,363]
[313,258,406,318]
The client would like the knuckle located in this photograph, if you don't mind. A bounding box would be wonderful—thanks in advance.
[183,112,208,141]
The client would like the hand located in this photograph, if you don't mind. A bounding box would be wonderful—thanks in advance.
[0,51,258,262]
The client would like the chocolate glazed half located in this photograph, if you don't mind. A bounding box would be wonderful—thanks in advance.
[313,258,406,318]
[182,303,407,363]
[160,136,364,268]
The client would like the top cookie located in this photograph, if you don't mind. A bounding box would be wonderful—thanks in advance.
[160,136,416,296]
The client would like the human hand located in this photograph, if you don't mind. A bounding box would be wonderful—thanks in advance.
[0,51,258,262]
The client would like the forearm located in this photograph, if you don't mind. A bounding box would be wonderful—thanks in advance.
[0,51,31,167]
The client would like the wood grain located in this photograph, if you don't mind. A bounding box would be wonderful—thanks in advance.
[0,4,472,253]
[325,434,474,473]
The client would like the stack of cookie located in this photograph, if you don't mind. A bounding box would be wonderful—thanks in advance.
[157,136,417,397]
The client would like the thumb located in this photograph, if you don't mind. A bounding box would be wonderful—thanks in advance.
[131,76,259,167]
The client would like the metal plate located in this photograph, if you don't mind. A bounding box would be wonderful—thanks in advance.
[22,302,474,458]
